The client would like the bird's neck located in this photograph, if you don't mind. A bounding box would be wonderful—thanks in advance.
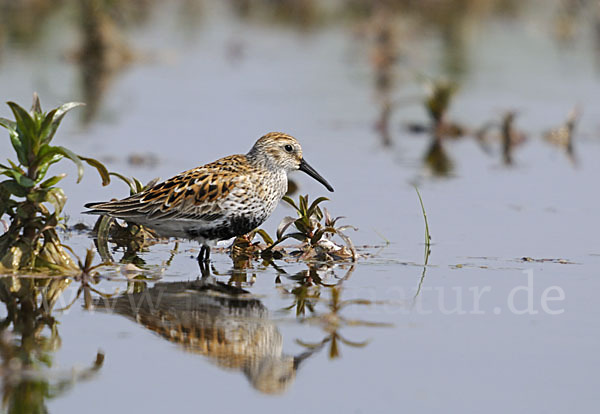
[246,150,279,173]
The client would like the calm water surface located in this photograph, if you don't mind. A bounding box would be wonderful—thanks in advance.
[0,1,599,413]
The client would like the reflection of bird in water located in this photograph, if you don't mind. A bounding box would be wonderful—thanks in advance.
[93,276,318,394]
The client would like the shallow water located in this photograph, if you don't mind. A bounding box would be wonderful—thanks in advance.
[1,1,599,412]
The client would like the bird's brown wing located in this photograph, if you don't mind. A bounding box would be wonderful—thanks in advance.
[85,154,252,222]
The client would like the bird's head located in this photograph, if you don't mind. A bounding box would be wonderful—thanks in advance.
[248,132,334,192]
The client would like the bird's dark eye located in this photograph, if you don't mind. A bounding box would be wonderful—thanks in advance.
[284,144,294,153]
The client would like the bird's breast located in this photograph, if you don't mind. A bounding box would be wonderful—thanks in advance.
[253,170,287,216]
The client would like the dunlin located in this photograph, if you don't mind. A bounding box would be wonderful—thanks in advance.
[84,132,333,262]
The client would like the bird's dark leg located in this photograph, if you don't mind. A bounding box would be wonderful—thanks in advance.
[197,245,211,263]
[198,258,210,277]
[197,245,211,277]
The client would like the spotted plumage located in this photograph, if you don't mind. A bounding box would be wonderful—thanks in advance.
[93,279,312,394]
[84,132,334,262]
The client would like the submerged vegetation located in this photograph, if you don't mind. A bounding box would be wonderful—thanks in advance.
[422,78,463,138]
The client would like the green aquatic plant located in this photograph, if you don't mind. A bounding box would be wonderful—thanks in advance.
[414,187,431,261]
[423,77,457,127]
[0,94,110,271]
[263,194,356,262]
[406,77,465,140]
[413,187,432,303]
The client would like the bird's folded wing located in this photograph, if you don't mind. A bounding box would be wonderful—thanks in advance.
[85,155,251,222]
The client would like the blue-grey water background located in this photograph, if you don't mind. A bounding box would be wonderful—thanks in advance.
[1,1,599,412]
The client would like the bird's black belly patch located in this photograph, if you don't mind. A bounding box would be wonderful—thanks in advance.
[187,216,262,241]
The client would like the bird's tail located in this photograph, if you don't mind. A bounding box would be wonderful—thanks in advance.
[82,198,144,218]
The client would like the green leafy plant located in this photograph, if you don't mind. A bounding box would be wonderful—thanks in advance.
[424,77,457,127]
[0,94,110,271]
[263,195,356,262]
[406,76,466,140]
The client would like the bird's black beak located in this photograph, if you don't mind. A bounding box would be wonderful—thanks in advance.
[298,158,334,192]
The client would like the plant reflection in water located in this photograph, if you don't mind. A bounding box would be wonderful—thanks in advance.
[0,275,103,413]
[278,264,391,360]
